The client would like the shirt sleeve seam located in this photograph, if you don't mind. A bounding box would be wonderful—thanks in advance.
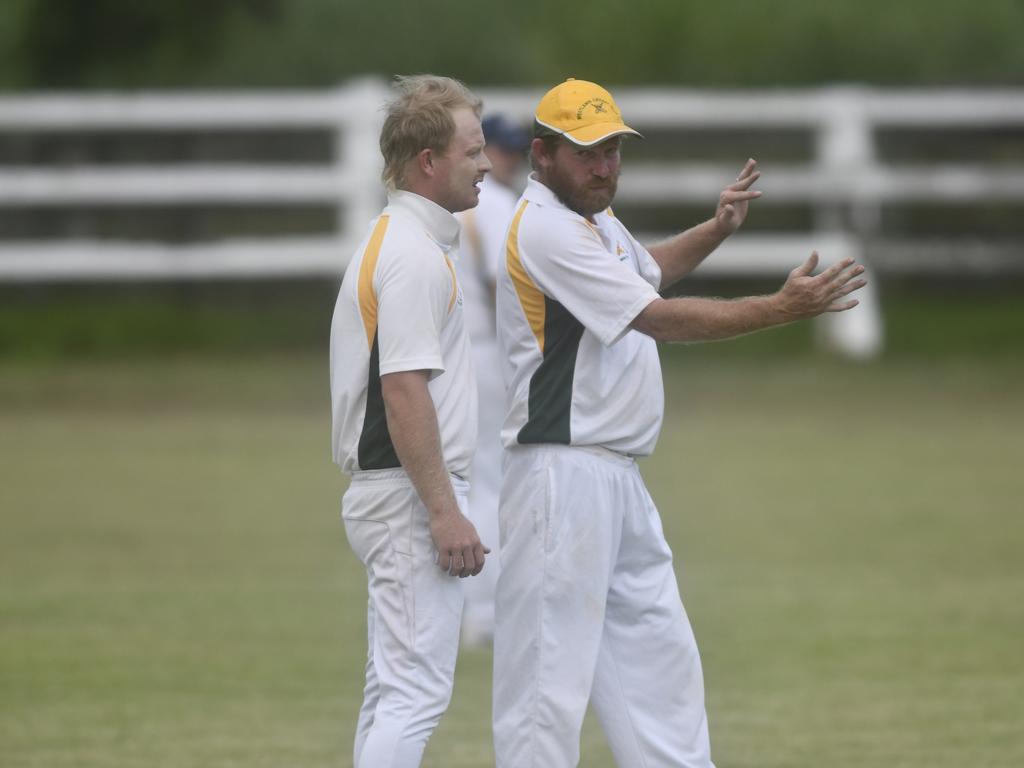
[378,356,445,376]
[601,290,660,347]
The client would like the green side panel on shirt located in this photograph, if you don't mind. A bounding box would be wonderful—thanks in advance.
[517,297,584,445]
[357,332,401,470]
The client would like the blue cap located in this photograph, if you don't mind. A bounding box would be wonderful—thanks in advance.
[483,114,530,152]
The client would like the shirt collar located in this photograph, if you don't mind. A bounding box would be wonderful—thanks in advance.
[522,173,567,210]
[522,173,610,224]
[387,190,461,252]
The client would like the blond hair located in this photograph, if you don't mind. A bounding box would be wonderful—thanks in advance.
[379,74,483,190]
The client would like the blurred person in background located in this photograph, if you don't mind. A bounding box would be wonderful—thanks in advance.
[329,74,492,768]
[455,114,530,649]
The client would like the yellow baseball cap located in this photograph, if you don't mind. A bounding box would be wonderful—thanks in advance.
[534,78,642,146]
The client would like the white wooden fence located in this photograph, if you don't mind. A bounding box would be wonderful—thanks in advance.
[2,81,1024,357]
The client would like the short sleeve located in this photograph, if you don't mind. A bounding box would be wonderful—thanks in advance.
[519,212,660,347]
[628,232,663,291]
[375,245,450,378]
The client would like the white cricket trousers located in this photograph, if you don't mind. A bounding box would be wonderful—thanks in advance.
[342,469,468,768]
[493,445,715,768]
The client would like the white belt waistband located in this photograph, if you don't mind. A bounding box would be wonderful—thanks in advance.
[348,467,469,492]
[511,443,638,468]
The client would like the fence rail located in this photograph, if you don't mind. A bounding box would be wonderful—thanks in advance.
[2,82,1024,357]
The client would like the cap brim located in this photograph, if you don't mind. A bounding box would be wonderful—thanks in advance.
[561,122,643,146]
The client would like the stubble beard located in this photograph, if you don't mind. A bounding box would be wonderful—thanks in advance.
[443,176,481,214]
[545,166,619,218]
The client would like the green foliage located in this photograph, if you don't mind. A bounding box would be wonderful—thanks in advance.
[3,283,1023,361]
[0,282,336,359]
[7,0,278,88]
[2,0,1023,89]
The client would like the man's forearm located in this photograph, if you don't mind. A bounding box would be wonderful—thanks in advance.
[381,369,487,578]
[647,218,727,291]
[634,251,866,343]
[632,294,786,343]
[380,371,457,516]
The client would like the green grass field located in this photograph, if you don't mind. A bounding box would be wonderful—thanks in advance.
[2,350,1023,767]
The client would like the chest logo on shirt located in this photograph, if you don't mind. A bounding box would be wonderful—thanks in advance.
[616,244,628,261]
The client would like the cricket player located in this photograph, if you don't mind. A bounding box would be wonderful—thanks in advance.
[455,114,530,648]
[492,78,867,767]
[329,74,492,768]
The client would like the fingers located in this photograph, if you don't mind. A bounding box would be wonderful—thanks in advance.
[832,277,867,300]
[735,157,757,182]
[823,264,866,304]
[833,266,864,288]
[721,189,762,204]
[432,511,486,577]
[442,541,488,578]
[436,549,451,573]
[443,549,467,577]
[781,248,869,317]
[470,542,487,576]
[458,546,476,578]
[827,298,860,312]
[457,543,490,577]
[793,253,865,284]
[818,257,857,282]
[458,541,494,577]
[727,171,761,194]
[792,250,819,277]
[436,546,465,577]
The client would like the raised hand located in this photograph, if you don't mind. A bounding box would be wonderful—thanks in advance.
[714,158,762,236]
[774,251,867,320]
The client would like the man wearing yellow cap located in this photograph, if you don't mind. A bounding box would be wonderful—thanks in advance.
[493,79,866,767]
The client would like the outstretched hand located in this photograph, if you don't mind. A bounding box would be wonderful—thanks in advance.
[714,158,762,236]
[774,251,867,320]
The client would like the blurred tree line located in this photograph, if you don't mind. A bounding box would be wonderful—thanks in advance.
[1,0,1023,89]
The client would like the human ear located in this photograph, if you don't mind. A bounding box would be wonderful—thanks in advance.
[417,148,434,177]
[530,137,549,170]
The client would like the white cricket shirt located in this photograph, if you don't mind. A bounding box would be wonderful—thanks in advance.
[330,191,477,476]
[496,175,665,456]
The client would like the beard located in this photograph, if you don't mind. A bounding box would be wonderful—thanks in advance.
[544,165,619,218]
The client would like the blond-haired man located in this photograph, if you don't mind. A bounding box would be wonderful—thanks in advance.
[330,74,492,768]
[492,78,866,767]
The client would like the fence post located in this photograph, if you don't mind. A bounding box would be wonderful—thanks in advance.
[336,77,387,269]
[814,87,884,359]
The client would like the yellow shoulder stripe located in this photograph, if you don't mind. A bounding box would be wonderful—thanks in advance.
[357,214,390,350]
[506,200,545,351]
[444,254,458,312]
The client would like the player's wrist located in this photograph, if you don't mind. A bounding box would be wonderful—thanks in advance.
[427,499,461,520]
[710,214,734,240]
[764,292,798,324]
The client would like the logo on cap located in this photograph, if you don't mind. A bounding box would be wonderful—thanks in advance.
[577,98,614,119]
